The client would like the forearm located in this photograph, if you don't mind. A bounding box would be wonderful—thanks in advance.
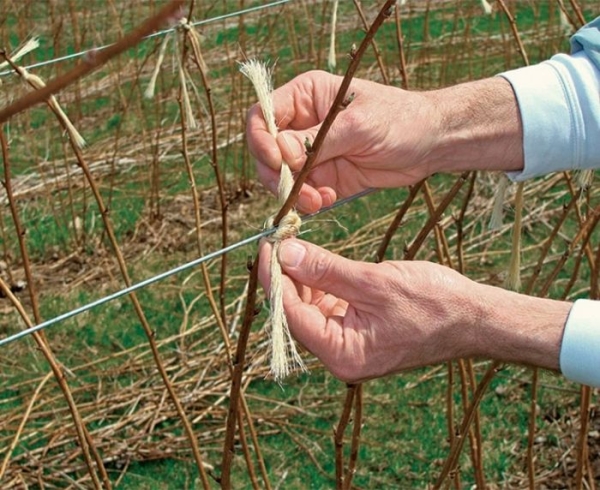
[424,77,524,175]
[470,283,571,371]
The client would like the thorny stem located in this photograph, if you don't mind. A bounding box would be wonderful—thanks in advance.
[375,181,424,262]
[394,4,409,90]
[538,204,600,298]
[524,196,577,294]
[220,256,261,489]
[334,384,357,490]
[455,172,476,275]
[352,0,390,84]
[62,133,211,486]
[0,0,185,123]
[238,411,260,490]
[433,362,503,489]
[183,21,230,325]
[0,130,108,489]
[343,383,363,490]
[527,368,539,489]
[576,386,593,489]
[179,96,271,490]
[273,0,396,225]
[496,0,530,66]
[221,4,396,487]
[404,172,469,260]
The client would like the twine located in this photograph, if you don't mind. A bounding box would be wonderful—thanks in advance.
[328,0,339,72]
[481,0,493,15]
[239,60,306,381]
[145,17,205,131]
[0,38,40,77]
[489,173,510,230]
[17,67,86,149]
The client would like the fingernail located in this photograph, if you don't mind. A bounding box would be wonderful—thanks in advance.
[279,132,303,164]
[278,240,306,268]
[267,179,278,195]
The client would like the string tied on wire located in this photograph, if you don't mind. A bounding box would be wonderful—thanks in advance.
[145,17,206,133]
[239,60,307,382]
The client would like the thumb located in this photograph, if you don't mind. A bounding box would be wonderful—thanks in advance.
[278,126,341,171]
[278,238,375,304]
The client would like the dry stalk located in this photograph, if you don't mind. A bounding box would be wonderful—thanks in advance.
[456,359,485,489]
[527,367,539,490]
[58,127,211,486]
[538,204,600,298]
[0,130,109,489]
[394,4,409,90]
[566,0,586,26]
[343,383,363,490]
[524,197,577,294]
[352,1,390,84]
[334,384,357,490]
[182,18,230,325]
[446,362,461,490]
[433,361,503,489]
[404,172,470,260]
[220,256,261,489]
[0,0,185,123]
[422,181,454,268]
[375,181,424,262]
[455,172,477,274]
[563,172,597,279]
[178,92,272,490]
[505,182,524,291]
[0,371,52,480]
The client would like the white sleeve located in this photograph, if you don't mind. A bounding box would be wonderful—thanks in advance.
[499,51,600,181]
[559,299,600,387]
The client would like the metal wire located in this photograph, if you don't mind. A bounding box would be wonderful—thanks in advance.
[0,0,293,77]
[0,188,377,347]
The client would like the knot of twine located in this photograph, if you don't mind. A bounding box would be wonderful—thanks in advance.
[264,211,301,242]
[145,17,206,133]
[240,60,307,382]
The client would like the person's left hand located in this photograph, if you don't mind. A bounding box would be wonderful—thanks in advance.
[258,238,481,382]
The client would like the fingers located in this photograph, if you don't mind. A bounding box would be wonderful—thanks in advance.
[248,70,346,171]
[277,239,379,306]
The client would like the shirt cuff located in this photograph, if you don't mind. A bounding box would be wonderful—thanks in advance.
[499,51,600,181]
[559,299,600,387]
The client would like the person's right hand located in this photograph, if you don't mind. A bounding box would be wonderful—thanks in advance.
[258,238,570,383]
[246,70,439,213]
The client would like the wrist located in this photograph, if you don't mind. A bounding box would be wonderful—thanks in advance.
[424,77,524,175]
[472,284,571,370]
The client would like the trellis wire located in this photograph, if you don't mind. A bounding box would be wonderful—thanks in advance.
[0,188,376,347]
[0,0,293,78]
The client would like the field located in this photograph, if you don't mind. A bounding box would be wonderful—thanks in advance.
[0,0,599,488]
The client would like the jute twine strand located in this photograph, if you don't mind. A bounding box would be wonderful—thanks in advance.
[239,60,306,381]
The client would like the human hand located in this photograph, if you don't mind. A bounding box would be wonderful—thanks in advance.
[247,70,438,213]
[258,239,570,383]
[247,71,523,213]
[258,238,481,382]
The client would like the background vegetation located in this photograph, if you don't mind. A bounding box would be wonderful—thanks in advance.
[0,0,598,488]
